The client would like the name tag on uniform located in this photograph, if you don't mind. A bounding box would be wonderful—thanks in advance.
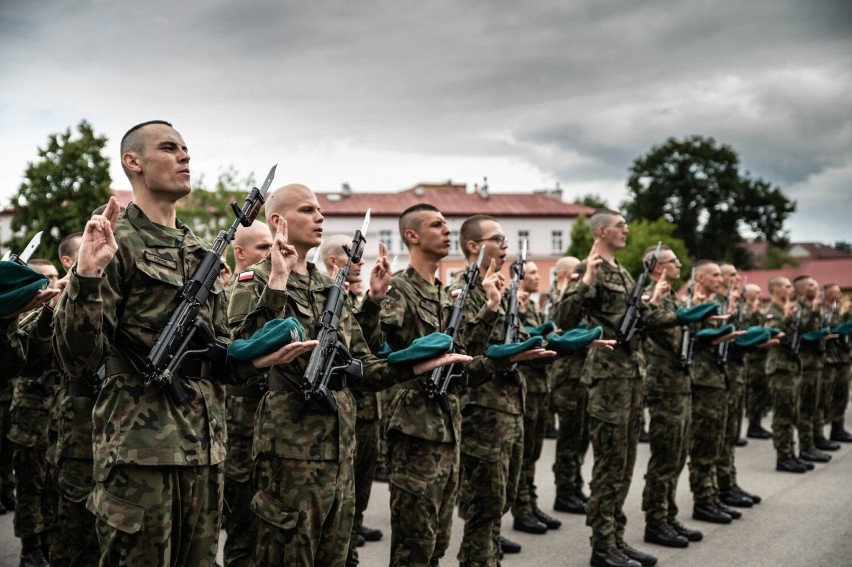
[143,251,177,271]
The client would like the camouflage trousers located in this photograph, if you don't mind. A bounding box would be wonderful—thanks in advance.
[769,370,802,459]
[457,406,522,567]
[797,361,823,451]
[253,454,354,567]
[641,391,690,526]
[512,391,549,517]
[552,380,589,497]
[50,457,98,567]
[747,364,771,426]
[223,434,255,567]
[377,388,396,471]
[348,418,379,566]
[0,391,14,502]
[9,407,50,540]
[387,430,459,567]
[717,381,745,491]
[829,363,851,427]
[586,378,642,550]
[88,464,223,567]
[688,386,727,506]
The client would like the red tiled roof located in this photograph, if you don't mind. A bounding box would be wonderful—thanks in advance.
[314,185,595,218]
[113,189,133,208]
[740,258,852,299]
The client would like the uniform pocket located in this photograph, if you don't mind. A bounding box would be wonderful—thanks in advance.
[87,483,145,534]
[250,490,300,531]
[388,470,429,498]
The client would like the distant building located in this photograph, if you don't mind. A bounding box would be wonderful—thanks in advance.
[740,257,852,303]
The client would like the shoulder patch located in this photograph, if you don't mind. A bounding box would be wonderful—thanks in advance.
[570,272,580,281]
[641,294,651,302]
[238,270,255,282]
[451,288,462,298]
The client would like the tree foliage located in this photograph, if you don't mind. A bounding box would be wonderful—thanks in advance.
[615,218,691,284]
[567,214,593,258]
[577,193,609,210]
[5,120,112,267]
[624,135,796,267]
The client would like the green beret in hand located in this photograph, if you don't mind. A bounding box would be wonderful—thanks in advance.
[376,342,393,360]
[831,322,852,335]
[387,332,453,366]
[485,336,544,360]
[545,326,603,353]
[676,302,720,323]
[524,320,557,337]
[228,317,306,362]
[0,261,49,318]
[802,328,830,342]
[734,327,771,348]
[695,323,735,340]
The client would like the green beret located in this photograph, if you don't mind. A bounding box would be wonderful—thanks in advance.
[802,328,830,342]
[525,320,557,337]
[695,323,735,340]
[485,336,544,360]
[545,326,603,353]
[676,302,720,323]
[376,342,393,359]
[734,327,771,348]
[387,332,453,366]
[767,327,781,336]
[0,261,49,318]
[831,322,852,335]
[227,317,306,361]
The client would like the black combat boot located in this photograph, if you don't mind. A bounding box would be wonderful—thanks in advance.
[533,506,562,529]
[814,435,841,451]
[830,425,852,443]
[617,541,658,566]
[359,524,383,542]
[799,448,831,463]
[590,547,641,567]
[693,503,732,524]
[720,488,753,508]
[644,523,688,548]
[776,457,808,473]
[669,518,703,541]
[513,513,548,534]
[554,491,586,514]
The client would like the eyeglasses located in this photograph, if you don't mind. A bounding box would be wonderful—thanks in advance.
[658,258,681,266]
[475,235,508,245]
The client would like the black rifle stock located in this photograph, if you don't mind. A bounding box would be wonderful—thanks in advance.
[145,165,276,405]
[619,241,661,346]
[718,279,745,365]
[425,247,485,411]
[301,214,369,413]
[819,298,836,353]
[501,240,528,377]
[789,300,804,356]
[679,267,696,368]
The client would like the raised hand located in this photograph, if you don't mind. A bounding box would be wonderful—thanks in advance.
[368,241,392,302]
[517,289,531,312]
[711,329,747,345]
[590,339,618,351]
[268,218,298,290]
[482,259,505,311]
[650,280,671,305]
[582,241,602,286]
[77,197,120,277]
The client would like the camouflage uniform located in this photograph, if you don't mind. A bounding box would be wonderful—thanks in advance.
[549,350,589,501]
[53,204,234,566]
[797,305,826,452]
[360,266,495,567]
[0,379,14,510]
[454,274,521,567]
[639,280,692,527]
[511,301,552,519]
[552,259,676,550]
[228,259,415,567]
[764,301,815,459]
[828,310,851,431]
[745,308,771,430]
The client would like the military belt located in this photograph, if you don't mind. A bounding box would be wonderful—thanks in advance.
[106,355,210,381]
[268,369,347,393]
[226,384,265,398]
[66,381,96,398]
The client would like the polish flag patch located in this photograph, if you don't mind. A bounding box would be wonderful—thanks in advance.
[238,270,255,282]
[570,272,580,281]
[451,288,462,298]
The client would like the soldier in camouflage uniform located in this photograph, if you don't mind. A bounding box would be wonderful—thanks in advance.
[52,121,279,566]
[228,186,468,567]
[355,205,502,566]
[792,276,834,464]
[455,215,557,567]
[745,284,773,440]
[556,210,681,567]
[222,220,272,567]
[639,245,703,549]
[824,286,852,443]
[812,284,844,451]
[511,261,562,534]
[763,277,811,473]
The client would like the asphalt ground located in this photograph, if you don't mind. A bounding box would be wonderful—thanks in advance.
[2,405,851,566]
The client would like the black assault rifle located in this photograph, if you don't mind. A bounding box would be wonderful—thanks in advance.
[145,165,276,405]
[789,300,804,356]
[718,278,746,365]
[301,210,370,413]
[425,247,486,411]
[679,267,696,368]
[502,240,528,378]
[819,298,837,353]
[619,241,661,347]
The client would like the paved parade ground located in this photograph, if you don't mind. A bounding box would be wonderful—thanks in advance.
[2,406,851,566]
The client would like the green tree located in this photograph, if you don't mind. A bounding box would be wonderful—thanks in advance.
[5,120,112,267]
[624,135,796,267]
[578,193,609,209]
[567,213,593,258]
[615,218,691,283]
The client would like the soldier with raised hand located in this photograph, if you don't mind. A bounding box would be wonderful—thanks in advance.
[639,245,704,549]
[52,120,297,566]
[745,283,773,440]
[222,219,273,567]
[511,260,563,535]
[228,186,469,567]
[823,284,852,443]
[555,209,680,567]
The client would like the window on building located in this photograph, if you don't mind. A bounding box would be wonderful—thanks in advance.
[552,230,563,253]
[379,230,392,252]
[518,230,530,248]
[450,231,459,253]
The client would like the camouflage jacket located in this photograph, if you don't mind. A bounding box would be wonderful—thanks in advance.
[0,316,28,380]
[764,300,817,375]
[548,283,587,387]
[452,273,522,416]
[555,259,676,382]
[228,258,414,463]
[357,265,498,443]
[689,291,730,390]
[53,204,236,482]
[640,280,692,395]
[519,302,550,394]
[350,291,378,421]
[743,306,769,371]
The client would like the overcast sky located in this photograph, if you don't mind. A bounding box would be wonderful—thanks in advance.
[2,0,850,243]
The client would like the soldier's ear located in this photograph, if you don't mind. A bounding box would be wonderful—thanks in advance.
[122,151,142,174]
[404,228,419,246]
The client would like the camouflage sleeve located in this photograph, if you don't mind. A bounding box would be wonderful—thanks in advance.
[639,300,679,330]
[458,303,499,356]
[346,307,417,393]
[227,275,290,381]
[0,316,27,379]
[552,279,590,331]
[19,305,55,376]
[354,294,384,352]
